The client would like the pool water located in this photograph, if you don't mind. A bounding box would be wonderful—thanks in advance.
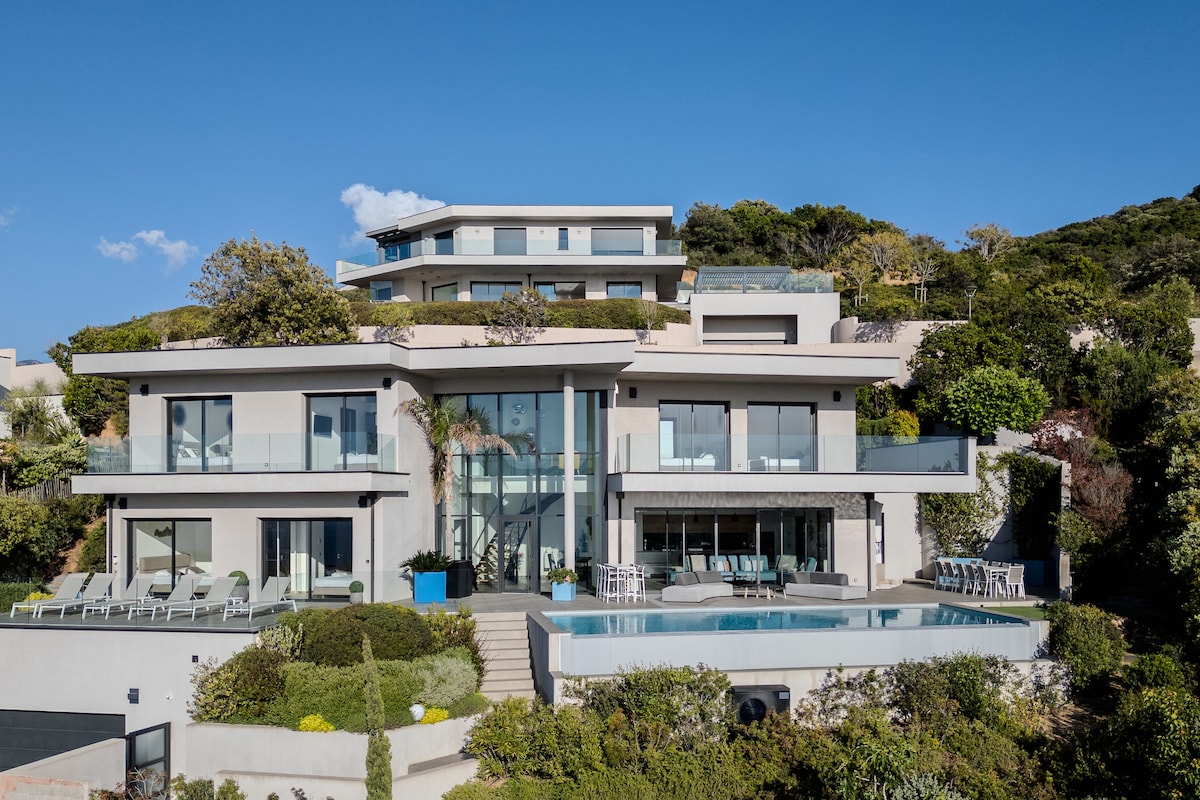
[546,605,1011,636]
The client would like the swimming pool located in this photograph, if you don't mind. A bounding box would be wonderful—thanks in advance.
[545,605,1010,637]
[528,603,1044,699]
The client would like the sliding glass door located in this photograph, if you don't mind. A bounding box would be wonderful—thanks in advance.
[263,519,353,600]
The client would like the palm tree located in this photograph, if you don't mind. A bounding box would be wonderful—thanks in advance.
[399,396,514,555]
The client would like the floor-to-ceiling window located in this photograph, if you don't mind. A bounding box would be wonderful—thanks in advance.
[263,519,353,600]
[658,402,728,470]
[307,394,378,471]
[128,519,212,589]
[444,390,603,593]
[748,403,815,471]
[167,397,232,472]
[635,507,832,585]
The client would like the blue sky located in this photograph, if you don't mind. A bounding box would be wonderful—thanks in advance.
[2,1,1198,361]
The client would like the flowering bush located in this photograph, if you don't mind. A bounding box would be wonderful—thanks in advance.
[298,714,335,732]
[23,591,54,601]
[420,707,450,725]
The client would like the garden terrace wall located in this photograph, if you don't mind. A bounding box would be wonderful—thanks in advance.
[185,718,477,800]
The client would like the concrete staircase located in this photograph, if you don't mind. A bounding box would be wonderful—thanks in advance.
[475,612,536,701]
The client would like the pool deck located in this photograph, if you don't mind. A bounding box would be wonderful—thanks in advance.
[399,579,1057,618]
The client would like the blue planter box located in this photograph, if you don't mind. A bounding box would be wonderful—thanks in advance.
[551,582,576,602]
[413,571,447,604]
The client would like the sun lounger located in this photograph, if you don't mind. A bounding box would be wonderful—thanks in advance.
[34,573,115,619]
[165,576,239,621]
[129,576,198,620]
[83,574,155,620]
[225,576,297,621]
[9,573,87,618]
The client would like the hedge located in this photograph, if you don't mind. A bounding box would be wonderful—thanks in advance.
[350,299,690,330]
[0,582,43,614]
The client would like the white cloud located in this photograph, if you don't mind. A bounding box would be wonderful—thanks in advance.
[340,183,444,240]
[97,236,140,262]
[0,207,15,227]
[133,229,197,271]
[97,229,197,271]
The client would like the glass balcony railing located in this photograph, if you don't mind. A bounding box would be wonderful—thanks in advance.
[336,238,684,272]
[85,434,398,474]
[614,434,969,474]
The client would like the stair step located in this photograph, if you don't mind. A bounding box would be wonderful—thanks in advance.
[480,678,536,693]
[475,611,528,623]
[484,668,533,682]
[485,653,530,666]
[482,688,537,701]
[478,628,528,641]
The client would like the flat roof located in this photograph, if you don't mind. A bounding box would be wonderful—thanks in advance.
[366,204,675,238]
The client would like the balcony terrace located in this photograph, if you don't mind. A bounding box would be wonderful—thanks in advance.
[611,434,975,494]
[337,238,683,275]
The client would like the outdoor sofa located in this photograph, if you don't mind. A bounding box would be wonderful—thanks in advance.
[783,571,867,601]
[661,570,734,603]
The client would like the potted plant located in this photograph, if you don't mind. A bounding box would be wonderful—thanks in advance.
[348,580,364,605]
[547,567,578,601]
[403,550,452,604]
[228,570,250,601]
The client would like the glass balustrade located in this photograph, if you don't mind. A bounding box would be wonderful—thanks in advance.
[613,434,968,474]
[85,433,397,474]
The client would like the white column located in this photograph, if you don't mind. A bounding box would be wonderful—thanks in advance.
[563,370,576,571]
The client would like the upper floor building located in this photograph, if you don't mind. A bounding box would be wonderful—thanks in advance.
[336,205,686,303]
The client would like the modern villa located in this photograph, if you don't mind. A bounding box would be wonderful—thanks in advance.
[0,205,991,794]
[67,205,975,602]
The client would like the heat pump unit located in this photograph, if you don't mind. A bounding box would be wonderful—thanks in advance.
[731,685,790,725]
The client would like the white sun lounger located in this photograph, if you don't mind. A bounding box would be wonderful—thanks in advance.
[129,576,198,620]
[83,574,156,620]
[224,576,297,621]
[34,573,115,619]
[9,573,88,618]
[165,577,239,621]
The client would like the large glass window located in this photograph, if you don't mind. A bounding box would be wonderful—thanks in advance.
[748,403,815,471]
[432,282,459,302]
[592,228,644,256]
[534,281,585,301]
[658,402,728,470]
[493,228,527,255]
[263,519,353,600]
[606,281,642,299]
[129,519,212,589]
[444,391,603,593]
[369,281,393,302]
[168,397,232,473]
[308,394,378,471]
[434,230,454,255]
[471,281,522,301]
[383,239,416,261]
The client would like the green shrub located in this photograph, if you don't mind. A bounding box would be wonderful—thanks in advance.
[77,522,107,573]
[1090,687,1200,800]
[427,605,485,674]
[288,604,433,666]
[1123,652,1191,693]
[188,646,287,722]
[567,665,733,750]
[413,651,480,707]
[267,659,422,731]
[448,692,491,718]
[889,654,1012,730]
[0,582,43,614]
[169,775,245,800]
[351,298,691,331]
[1046,602,1126,694]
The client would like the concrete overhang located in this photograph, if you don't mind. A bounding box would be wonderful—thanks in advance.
[72,341,637,381]
[405,341,636,377]
[622,350,900,384]
[366,205,675,238]
[608,471,976,495]
[73,343,409,378]
[72,471,411,496]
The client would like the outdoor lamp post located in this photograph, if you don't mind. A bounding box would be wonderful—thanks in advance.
[965,285,978,321]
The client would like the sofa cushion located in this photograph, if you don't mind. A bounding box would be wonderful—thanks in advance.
[675,571,699,586]
[790,571,850,586]
[696,571,727,585]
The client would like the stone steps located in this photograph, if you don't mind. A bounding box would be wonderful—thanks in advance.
[475,612,535,701]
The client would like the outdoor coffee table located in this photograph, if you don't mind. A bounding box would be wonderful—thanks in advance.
[732,578,775,599]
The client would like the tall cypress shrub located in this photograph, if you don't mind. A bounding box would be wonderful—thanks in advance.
[363,635,392,800]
